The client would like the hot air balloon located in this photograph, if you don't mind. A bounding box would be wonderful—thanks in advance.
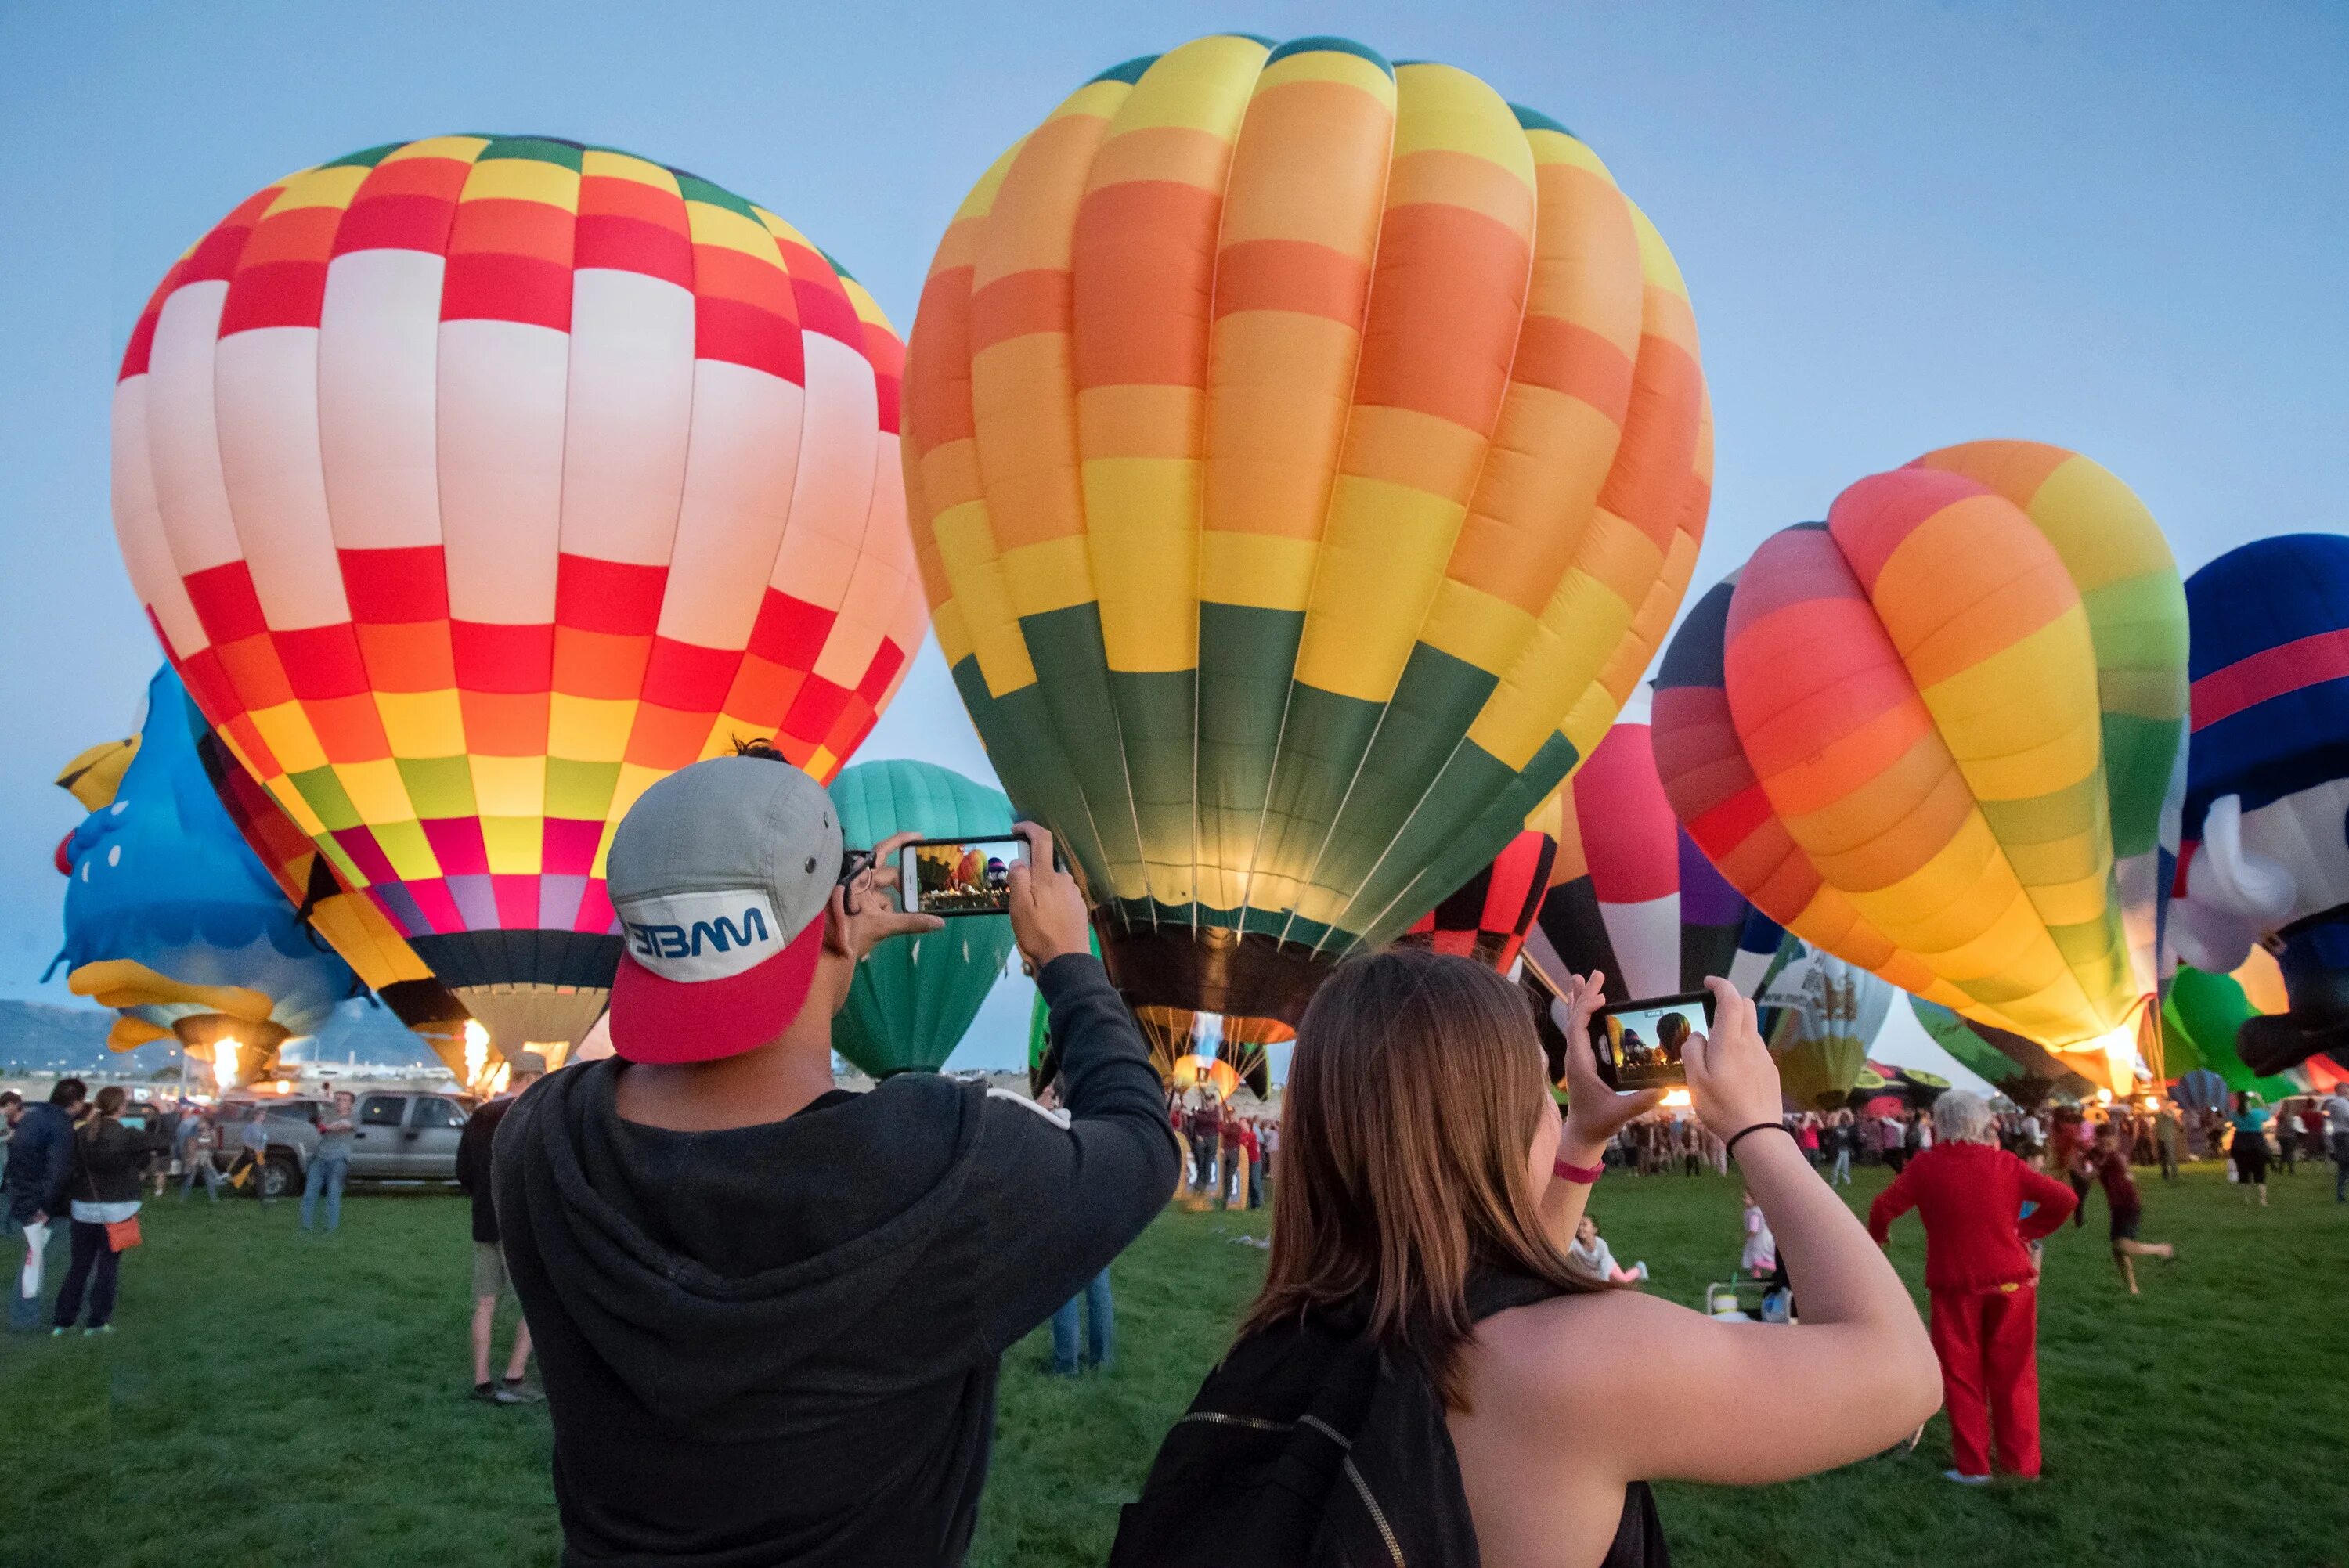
[828,759,1016,1076]
[1521,713,1783,1005]
[52,669,360,1084]
[191,698,478,1071]
[1399,829,1557,973]
[112,135,926,1055]
[1757,946,1893,1112]
[1654,442,2188,1094]
[1911,999,2095,1109]
[903,34,1709,1031]
[2160,966,2296,1101]
[2165,535,2349,1076]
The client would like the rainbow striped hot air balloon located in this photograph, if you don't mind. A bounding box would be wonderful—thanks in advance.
[904,34,1709,1029]
[1653,443,2188,1094]
[111,135,926,1051]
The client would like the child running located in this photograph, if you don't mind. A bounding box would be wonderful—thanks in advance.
[2079,1122,2177,1293]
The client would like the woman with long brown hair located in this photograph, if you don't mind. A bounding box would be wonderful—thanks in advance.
[1113,951,1939,1566]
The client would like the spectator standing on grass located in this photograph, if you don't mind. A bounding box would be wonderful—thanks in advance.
[176,1106,222,1202]
[1740,1188,1776,1279]
[1869,1089,2077,1483]
[231,1105,272,1200]
[2153,1101,2181,1182]
[6,1079,83,1332]
[2325,1083,2349,1203]
[456,1051,547,1406]
[1828,1112,1856,1187]
[493,756,1178,1567]
[2077,1122,2177,1294]
[52,1086,168,1337]
[1110,959,1939,1568]
[2231,1093,2274,1206]
[300,1091,357,1234]
[2297,1100,2327,1184]
[1034,1080,1117,1379]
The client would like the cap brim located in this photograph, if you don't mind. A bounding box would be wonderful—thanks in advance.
[608,917,825,1065]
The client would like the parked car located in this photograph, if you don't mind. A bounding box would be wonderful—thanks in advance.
[212,1091,477,1199]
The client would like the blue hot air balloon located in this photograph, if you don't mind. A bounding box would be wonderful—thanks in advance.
[2167,535,2349,1076]
[52,668,360,1082]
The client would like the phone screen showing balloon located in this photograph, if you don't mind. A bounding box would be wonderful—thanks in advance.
[900,837,1028,917]
[1591,991,1714,1091]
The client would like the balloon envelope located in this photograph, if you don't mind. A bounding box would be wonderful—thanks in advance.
[1400,829,1556,974]
[1654,443,2187,1093]
[2167,534,2349,1074]
[1523,716,1783,1006]
[1911,997,2094,1108]
[113,135,925,1051]
[904,36,1709,1028]
[56,668,359,1072]
[829,760,1016,1076]
[1758,945,1893,1112]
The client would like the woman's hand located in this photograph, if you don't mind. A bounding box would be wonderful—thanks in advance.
[1683,976,1784,1139]
[1556,970,1664,1160]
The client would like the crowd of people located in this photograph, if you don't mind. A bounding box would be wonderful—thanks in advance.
[1168,1093,1275,1210]
[5,746,2346,1565]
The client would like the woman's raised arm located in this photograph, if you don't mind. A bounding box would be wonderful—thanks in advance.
[1485,979,1942,1488]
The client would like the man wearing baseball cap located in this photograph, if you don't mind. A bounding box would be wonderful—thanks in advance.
[493,752,1178,1566]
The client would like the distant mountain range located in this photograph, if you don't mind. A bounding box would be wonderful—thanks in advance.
[0,997,441,1076]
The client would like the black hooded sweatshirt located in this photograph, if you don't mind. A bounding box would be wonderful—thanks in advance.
[494,953,1179,1567]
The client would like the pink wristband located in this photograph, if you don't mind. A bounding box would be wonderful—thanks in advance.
[1553,1155,1604,1184]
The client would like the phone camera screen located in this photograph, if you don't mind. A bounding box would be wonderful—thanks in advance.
[907,838,1020,916]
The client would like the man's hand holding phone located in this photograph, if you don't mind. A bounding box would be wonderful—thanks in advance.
[1005,824,1092,970]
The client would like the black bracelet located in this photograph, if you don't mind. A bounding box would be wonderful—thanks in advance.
[1726,1122,1797,1160]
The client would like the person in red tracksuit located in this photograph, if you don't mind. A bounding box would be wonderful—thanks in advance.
[1869,1090,2077,1484]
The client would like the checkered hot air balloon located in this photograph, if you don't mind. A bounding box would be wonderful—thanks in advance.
[1652,442,2188,1095]
[903,35,1709,1031]
[111,135,926,1053]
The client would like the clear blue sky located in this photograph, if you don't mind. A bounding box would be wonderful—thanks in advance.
[2,1,2342,1077]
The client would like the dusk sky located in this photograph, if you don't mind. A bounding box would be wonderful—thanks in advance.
[2,1,2341,1076]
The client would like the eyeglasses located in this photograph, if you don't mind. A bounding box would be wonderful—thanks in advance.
[837,848,875,916]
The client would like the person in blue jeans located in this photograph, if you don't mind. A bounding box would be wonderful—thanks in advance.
[1050,1269,1114,1376]
[300,1091,357,1232]
[5,1080,84,1332]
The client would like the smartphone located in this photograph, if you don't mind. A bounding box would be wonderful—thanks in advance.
[898,836,1029,917]
[1590,990,1715,1091]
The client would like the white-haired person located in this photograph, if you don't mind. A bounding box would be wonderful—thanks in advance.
[1869,1088,2077,1483]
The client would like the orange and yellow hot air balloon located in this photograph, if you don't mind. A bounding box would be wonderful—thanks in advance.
[110,135,926,1053]
[1652,442,2188,1093]
[904,35,1709,1027]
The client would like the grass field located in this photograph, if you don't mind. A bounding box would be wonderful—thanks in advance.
[2,1159,2342,1568]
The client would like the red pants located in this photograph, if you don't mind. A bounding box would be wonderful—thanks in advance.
[1929,1285,2040,1477]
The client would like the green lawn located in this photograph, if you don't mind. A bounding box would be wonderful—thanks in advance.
[2,1161,2342,1567]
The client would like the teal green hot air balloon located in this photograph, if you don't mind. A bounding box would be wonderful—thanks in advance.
[830,760,1017,1076]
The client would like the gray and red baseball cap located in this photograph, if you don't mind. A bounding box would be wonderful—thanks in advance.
[604,756,842,1064]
